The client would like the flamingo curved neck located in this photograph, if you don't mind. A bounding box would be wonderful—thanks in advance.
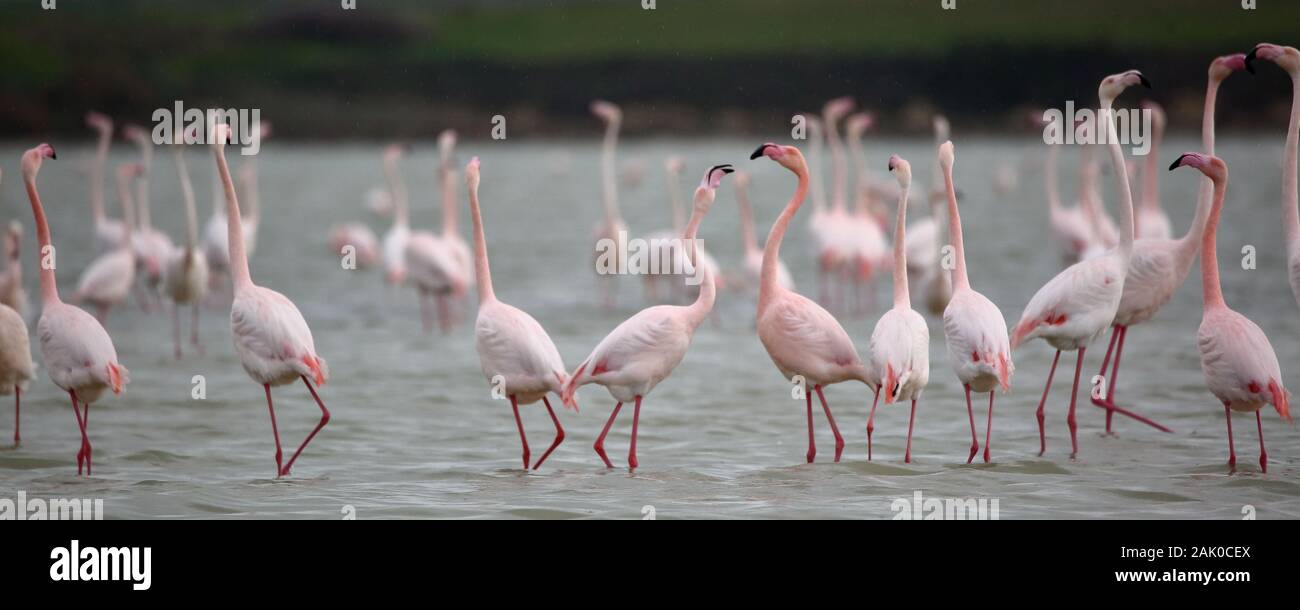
[386,157,409,227]
[682,208,714,324]
[1284,73,1299,248]
[1202,177,1228,309]
[1177,77,1223,259]
[942,165,971,291]
[174,148,200,247]
[736,187,759,256]
[892,182,911,307]
[24,178,60,305]
[601,119,622,224]
[1099,103,1136,257]
[825,118,848,212]
[1045,144,1061,213]
[214,148,253,289]
[115,173,136,245]
[91,130,110,221]
[759,166,809,312]
[442,167,459,238]
[1141,119,1163,211]
[468,181,495,305]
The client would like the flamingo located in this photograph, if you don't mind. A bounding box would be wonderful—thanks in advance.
[1136,101,1173,239]
[843,108,892,315]
[327,222,379,269]
[751,143,874,463]
[202,122,265,290]
[921,116,954,315]
[437,130,474,303]
[1170,152,1291,473]
[1090,53,1247,434]
[647,156,724,301]
[162,135,211,359]
[804,116,838,308]
[85,112,126,252]
[1042,129,1093,263]
[466,157,573,470]
[562,164,733,469]
[74,164,144,323]
[936,141,1014,463]
[123,125,174,298]
[591,100,628,310]
[211,124,330,477]
[379,144,411,285]
[22,143,130,475]
[405,185,469,334]
[0,219,28,320]
[1245,44,1300,309]
[865,155,930,463]
[1010,70,1148,459]
[733,170,793,292]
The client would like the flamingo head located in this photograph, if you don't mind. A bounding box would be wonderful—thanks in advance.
[122,124,150,147]
[1211,53,1249,80]
[1246,43,1300,75]
[21,143,57,181]
[846,112,875,139]
[933,115,951,141]
[438,129,457,167]
[383,142,406,163]
[693,164,734,212]
[1141,100,1166,133]
[590,100,621,123]
[664,155,685,175]
[1168,152,1226,182]
[887,155,912,188]
[118,163,145,181]
[258,120,273,140]
[85,111,113,133]
[6,221,22,259]
[209,123,233,151]
[750,143,807,174]
[822,96,855,122]
[465,156,481,192]
[937,140,955,172]
[1098,70,1151,107]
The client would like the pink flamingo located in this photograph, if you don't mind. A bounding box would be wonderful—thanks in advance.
[379,144,411,285]
[405,144,469,333]
[1011,70,1148,459]
[162,134,211,358]
[123,125,174,297]
[1245,44,1300,309]
[74,164,143,323]
[1091,53,1247,434]
[22,144,130,475]
[467,157,573,470]
[733,170,793,292]
[1170,152,1291,473]
[1136,101,1172,240]
[936,141,1015,463]
[85,112,126,253]
[1042,132,1093,263]
[0,219,28,319]
[751,143,874,463]
[438,130,475,303]
[211,125,330,477]
[591,100,628,310]
[562,165,733,468]
[327,222,379,269]
[865,155,929,463]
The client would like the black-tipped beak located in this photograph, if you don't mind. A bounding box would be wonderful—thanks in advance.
[50,150,57,160]
[887,160,896,171]
[1138,73,1152,89]
[750,145,770,160]
[1168,154,1189,171]
[1245,48,1258,74]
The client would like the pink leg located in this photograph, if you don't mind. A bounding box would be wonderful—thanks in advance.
[96,304,108,324]
[1091,326,1171,433]
[904,399,918,463]
[1105,326,1126,433]
[804,388,816,463]
[280,376,332,476]
[628,395,642,469]
[814,385,845,462]
[1067,348,1085,460]
[1036,350,1061,456]
[13,385,20,445]
[983,391,995,463]
[593,402,622,468]
[81,399,92,475]
[172,302,183,360]
[964,384,979,464]
[531,396,565,470]
[1256,410,1267,474]
[418,289,433,333]
[867,386,880,461]
[264,384,283,476]
[191,302,204,355]
[437,294,451,334]
[1223,403,1236,472]
[509,395,530,469]
[68,391,88,476]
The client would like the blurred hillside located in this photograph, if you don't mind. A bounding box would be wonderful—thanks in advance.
[1,0,1297,139]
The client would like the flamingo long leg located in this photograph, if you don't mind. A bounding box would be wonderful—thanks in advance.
[1223,403,1236,472]
[983,391,995,463]
[628,395,642,469]
[531,396,565,470]
[593,402,622,468]
[1067,347,1086,459]
[964,384,979,464]
[1036,350,1062,457]
[1256,410,1267,474]
[419,289,433,333]
[280,376,332,476]
[13,385,20,445]
[904,399,918,463]
[264,384,283,476]
[814,385,845,462]
[509,395,530,469]
[68,391,87,475]
[867,386,880,461]
[804,388,816,463]
[172,302,183,359]
[1090,326,1172,433]
[190,302,203,354]
[436,294,451,334]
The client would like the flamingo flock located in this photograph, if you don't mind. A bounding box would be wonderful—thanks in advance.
[1,47,1296,479]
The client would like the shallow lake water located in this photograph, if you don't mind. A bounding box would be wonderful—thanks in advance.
[0,136,1296,519]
